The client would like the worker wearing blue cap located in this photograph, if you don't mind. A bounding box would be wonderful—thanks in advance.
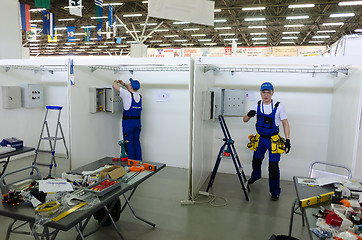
[113,78,142,160]
[243,82,290,201]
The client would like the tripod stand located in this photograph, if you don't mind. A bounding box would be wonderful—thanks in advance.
[206,115,250,201]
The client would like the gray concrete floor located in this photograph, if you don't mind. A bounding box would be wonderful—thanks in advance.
[1,153,309,240]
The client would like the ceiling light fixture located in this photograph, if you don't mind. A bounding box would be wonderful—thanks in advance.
[282,31,300,34]
[90,16,107,19]
[242,7,266,11]
[252,37,267,40]
[224,38,238,41]
[245,17,266,21]
[219,33,235,36]
[123,14,142,17]
[309,40,324,43]
[280,41,295,44]
[322,22,344,26]
[183,28,200,31]
[355,29,362,32]
[191,34,206,37]
[312,35,330,38]
[58,18,75,21]
[29,8,46,12]
[253,42,267,44]
[214,19,227,22]
[317,30,336,33]
[288,4,315,8]
[198,39,212,42]
[173,21,190,24]
[282,36,298,39]
[330,13,355,17]
[338,1,362,6]
[182,43,194,46]
[174,39,188,42]
[248,26,266,29]
[165,35,179,37]
[286,16,309,20]
[284,24,304,27]
[154,29,169,32]
[214,27,232,30]
[80,26,96,28]
[250,32,267,35]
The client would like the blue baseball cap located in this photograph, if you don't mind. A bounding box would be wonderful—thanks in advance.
[129,78,140,91]
[260,82,274,91]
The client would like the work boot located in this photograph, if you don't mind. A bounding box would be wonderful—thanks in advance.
[271,195,279,201]
[248,178,256,185]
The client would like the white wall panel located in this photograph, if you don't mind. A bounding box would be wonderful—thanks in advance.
[70,58,192,172]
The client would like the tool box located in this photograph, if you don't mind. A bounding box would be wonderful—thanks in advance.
[1,137,23,149]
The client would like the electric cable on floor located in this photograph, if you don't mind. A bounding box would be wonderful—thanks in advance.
[194,191,228,207]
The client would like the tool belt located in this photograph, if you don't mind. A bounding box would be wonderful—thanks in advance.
[271,133,286,154]
[247,133,260,151]
[247,133,286,154]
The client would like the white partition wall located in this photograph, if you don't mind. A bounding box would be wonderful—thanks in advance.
[330,67,362,179]
[0,59,69,159]
[70,58,193,174]
[191,56,362,198]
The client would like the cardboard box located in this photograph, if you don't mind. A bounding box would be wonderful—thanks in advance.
[100,166,127,179]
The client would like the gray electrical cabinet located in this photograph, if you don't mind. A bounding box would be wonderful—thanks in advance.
[223,89,246,116]
[89,87,123,113]
[20,84,44,108]
[208,88,246,117]
[2,86,22,109]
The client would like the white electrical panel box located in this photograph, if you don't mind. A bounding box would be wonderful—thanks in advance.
[208,87,223,118]
[105,87,123,113]
[90,87,123,113]
[223,89,246,116]
[201,90,215,120]
[89,88,105,113]
[2,86,22,109]
[20,84,44,108]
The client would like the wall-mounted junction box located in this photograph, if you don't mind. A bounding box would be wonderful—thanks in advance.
[89,87,123,113]
[20,84,44,108]
[2,86,22,109]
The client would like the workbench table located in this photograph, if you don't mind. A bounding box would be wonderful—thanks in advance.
[0,146,35,179]
[0,157,165,240]
[289,176,335,240]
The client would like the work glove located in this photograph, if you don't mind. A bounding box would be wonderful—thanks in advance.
[247,110,256,118]
[285,139,291,153]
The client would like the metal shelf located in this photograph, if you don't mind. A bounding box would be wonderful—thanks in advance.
[204,64,350,77]
[1,65,67,74]
[89,64,190,74]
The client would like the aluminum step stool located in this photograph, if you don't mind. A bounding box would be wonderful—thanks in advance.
[32,106,69,177]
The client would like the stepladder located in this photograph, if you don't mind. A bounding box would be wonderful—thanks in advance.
[32,106,69,177]
[206,115,250,201]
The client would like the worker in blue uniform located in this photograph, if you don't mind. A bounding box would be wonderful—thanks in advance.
[113,78,142,160]
[243,82,290,201]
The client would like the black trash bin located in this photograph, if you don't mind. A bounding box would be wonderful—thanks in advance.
[269,234,299,240]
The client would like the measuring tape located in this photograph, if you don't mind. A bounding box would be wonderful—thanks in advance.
[52,202,87,222]
[299,191,334,208]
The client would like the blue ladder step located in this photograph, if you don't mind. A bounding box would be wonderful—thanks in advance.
[46,106,63,110]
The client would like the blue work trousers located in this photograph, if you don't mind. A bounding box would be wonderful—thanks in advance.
[250,137,281,196]
[122,119,142,160]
